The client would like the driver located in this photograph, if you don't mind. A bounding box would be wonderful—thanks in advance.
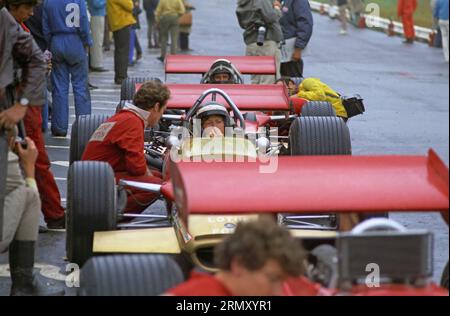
[195,102,231,138]
[200,59,243,84]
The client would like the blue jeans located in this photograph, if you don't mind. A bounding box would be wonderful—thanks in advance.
[50,34,91,133]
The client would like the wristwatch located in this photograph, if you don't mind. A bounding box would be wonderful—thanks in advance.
[19,97,30,106]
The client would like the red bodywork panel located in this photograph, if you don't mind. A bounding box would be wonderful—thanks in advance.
[291,96,308,115]
[161,84,290,111]
[165,55,276,75]
[169,150,449,218]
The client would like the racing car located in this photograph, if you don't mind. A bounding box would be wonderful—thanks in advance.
[76,149,449,296]
[118,55,335,118]
[66,87,352,268]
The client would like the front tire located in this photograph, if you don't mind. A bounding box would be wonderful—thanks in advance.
[66,161,117,267]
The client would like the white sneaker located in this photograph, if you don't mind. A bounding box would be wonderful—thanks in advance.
[340,29,348,35]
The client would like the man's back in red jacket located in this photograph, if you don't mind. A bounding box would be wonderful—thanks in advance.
[82,107,162,213]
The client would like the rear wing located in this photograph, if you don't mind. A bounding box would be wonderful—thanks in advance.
[170,150,449,220]
[165,55,277,75]
[147,84,290,111]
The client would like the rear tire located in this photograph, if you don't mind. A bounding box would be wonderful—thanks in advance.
[66,161,117,267]
[79,255,185,296]
[70,115,109,165]
[301,101,336,117]
[120,77,153,101]
[289,116,351,156]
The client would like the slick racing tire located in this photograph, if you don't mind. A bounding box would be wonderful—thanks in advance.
[69,114,109,165]
[289,116,351,156]
[301,101,336,117]
[441,261,449,290]
[79,255,184,296]
[67,161,117,267]
[120,77,156,101]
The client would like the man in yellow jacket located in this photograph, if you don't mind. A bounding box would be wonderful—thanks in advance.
[297,78,348,118]
[155,0,185,62]
[107,0,136,84]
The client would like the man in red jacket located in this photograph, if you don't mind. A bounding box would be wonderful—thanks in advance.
[398,0,418,44]
[166,217,306,296]
[82,80,170,213]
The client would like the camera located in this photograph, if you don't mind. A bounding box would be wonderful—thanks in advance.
[256,26,267,46]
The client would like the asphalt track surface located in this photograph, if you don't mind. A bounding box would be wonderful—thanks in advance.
[0,0,448,296]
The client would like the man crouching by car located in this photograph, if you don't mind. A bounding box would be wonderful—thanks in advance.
[82,80,170,214]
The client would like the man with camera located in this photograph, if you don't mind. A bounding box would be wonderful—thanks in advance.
[1,3,64,296]
[236,0,284,84]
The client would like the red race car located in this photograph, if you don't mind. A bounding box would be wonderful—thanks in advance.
[77,149,449,296]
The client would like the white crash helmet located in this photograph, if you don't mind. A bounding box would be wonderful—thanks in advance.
[195,101,233,127]
[200,59,244,84]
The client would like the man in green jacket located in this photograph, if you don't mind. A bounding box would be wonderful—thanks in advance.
[236,0,283,84]
[155,0,185,62]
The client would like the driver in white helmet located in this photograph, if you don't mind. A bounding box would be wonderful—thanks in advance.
[201,59,244,84]
[195,102,231,138]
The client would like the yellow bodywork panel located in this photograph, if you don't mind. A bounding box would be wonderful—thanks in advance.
[93,228,181,254]
[188,214,260,239]
[290,230,338,239]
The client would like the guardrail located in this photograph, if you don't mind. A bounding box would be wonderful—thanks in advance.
[309,1,433,41]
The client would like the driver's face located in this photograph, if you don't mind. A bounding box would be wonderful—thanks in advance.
[213,73,231,83]
[202,115,225,136]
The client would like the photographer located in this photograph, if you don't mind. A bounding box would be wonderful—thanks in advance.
[236,0,284,84]
[1,4,63,296]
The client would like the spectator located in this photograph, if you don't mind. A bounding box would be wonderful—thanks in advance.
[398,0,418,44]
[87,0,108,72]
[8,0,66,229]
[348,0,364,27]
[143,0,160,48]
[23,2,50,132]
[434,0,449,62]
[337,0,349,35]
[179,0,194,51]
[279,0,313,78]
[155,0,185,62]
[0,5,63,296]
[166,217,306,296]
[129,0,143,66]
[82,81,170,214]
[107,0,136,84]
[43,0,92,136]
[236,0,283,84]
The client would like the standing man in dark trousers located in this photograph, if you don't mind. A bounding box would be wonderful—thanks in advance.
[107,0,136,85]
[43,0,93,137]
[155,0,185,62]
[279,0,313,78]
[143,0,160,48]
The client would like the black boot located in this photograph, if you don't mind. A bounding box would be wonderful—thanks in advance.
[9,240,65,296]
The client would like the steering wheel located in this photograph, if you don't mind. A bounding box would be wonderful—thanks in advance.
[351,218,407,235]
[183,88,246,131]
